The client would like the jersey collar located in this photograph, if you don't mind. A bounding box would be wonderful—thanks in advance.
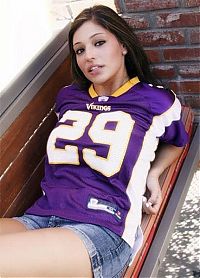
[88,76,140,98]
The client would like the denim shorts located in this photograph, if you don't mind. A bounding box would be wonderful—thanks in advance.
[14,214,134,277]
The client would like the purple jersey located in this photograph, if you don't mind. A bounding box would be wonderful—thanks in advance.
[27,77,188,247]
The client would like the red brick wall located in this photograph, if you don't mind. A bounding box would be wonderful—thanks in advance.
[114,0,200,118]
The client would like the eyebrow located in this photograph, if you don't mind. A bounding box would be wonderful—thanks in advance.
[73,32,105,47]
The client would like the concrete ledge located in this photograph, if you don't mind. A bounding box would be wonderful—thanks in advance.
[0,23,71,136]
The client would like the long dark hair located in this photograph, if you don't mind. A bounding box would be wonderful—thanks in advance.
[68,5,158,89]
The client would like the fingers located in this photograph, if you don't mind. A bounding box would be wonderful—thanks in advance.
[144,175,162,214]
[142,190,162,215]
[142,196,152,214]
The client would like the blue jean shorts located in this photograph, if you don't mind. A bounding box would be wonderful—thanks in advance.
[14,214,133,277]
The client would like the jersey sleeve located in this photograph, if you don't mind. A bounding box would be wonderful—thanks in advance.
[55,87,67,116]
[150,87,189,147]
[159,115,189,146]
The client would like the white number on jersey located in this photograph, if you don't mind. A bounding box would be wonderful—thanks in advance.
[47,110,134,177]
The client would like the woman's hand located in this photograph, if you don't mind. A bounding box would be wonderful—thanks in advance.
[142,143,184,215]
[142,174,162,215]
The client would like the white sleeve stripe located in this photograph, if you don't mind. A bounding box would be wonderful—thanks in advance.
[151,97,181,138]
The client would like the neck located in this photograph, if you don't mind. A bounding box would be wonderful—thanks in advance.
[94,75,129,97]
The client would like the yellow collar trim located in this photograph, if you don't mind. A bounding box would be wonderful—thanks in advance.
[88,76,140,98]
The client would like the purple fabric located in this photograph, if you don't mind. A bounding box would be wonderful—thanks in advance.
[27,81,189,241]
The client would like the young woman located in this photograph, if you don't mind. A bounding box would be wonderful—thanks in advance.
[0,5,188,277]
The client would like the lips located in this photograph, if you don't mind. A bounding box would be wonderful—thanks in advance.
[88,65,103,73]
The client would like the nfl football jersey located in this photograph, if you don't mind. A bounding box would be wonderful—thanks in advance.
[27,77,188,247]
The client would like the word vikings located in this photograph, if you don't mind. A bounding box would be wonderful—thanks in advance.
[86,103,111,111]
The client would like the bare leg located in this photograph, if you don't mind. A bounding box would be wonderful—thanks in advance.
[0,218,28,235]
[0,227,92,277]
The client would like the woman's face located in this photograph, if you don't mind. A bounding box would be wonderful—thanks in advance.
[73,20,128,92]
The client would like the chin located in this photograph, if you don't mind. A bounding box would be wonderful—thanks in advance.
[92,77,110,85]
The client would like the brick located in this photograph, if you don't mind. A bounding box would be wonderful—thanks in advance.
[190,29,200,44]
[145,49,161,63]
[163,48,200,61]
[152,65,176,78]
[137,30,185,47]
[124,0,179,12]
[179,65,200,78]
[156,12,200,28]
[183,96,200,109]
[185,0,200,7]
[169,80,200,93]
[125,16,149,29]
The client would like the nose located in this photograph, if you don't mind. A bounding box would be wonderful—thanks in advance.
[84,46,95,61]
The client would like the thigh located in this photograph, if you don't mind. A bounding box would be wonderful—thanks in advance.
[0,213,48,235]
[0,218,28,235]
[64,223,133,278]
[0,227,92,277]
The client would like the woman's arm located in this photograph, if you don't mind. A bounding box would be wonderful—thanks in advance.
[143,143,184,214]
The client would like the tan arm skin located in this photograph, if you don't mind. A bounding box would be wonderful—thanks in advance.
[143,143,184,214]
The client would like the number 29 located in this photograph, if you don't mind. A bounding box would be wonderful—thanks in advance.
[47,110,134,177]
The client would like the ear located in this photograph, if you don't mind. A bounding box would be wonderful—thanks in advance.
[122,44,127,55]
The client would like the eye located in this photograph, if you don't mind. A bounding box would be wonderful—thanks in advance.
[75,48,84,55]
[95,40,105,47]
